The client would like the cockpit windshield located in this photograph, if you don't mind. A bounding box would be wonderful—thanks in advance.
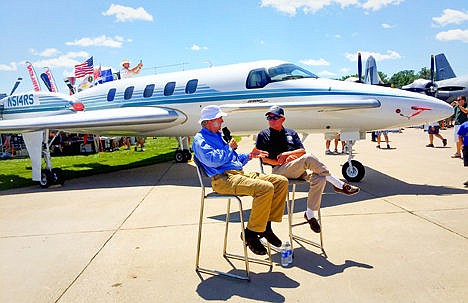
[246,63,318,89]
[268,64,318,82]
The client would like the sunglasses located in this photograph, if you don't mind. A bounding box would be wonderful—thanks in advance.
[266,115,282,121]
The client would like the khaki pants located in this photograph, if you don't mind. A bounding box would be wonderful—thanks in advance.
[272,154,330,211]
[211,170,288,233]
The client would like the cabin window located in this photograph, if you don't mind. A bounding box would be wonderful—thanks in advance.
[246,69,270,89]
[144,84,155,98]
[124,86,134,100]
[164,82,176,96]
[107,88,116,101]
[185,79,198,94]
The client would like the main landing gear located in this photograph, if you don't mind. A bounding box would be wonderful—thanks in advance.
[39,130,65,188]
[174,136,192,163]
[341,140,365,182]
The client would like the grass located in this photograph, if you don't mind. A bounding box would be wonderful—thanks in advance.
[0,137,179,191]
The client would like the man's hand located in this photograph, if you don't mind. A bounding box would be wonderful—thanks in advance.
[277,152,299,165]
[250,146,268,159]
[228,139,238,150]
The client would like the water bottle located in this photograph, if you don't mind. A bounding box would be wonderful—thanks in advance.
[285,241,293,264]
[281,245,288,267]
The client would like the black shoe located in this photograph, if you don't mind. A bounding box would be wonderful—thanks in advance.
[333,183,360,195]
[260,222,282,247]
[241,228,267,255]
[443,139,447,147]
[304,213,321,233]
[426,144,434,147]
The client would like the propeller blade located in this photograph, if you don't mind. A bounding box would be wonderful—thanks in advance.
[10,77,23,95]
[430,54,434,83]
[357,52,362,83]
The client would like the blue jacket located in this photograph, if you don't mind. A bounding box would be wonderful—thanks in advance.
[192,127,250,177]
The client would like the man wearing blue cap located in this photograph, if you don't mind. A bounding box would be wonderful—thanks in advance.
[192,105,289,255]
[256,105,359,233]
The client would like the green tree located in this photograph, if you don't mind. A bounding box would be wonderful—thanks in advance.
[417,67,431,80]
[389,70,418,88]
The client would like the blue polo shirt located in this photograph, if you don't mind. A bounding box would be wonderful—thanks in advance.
[457,121,468,146]
[256,127,304,164]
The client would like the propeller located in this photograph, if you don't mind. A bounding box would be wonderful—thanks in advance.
[426,55,437,96]
[357,52,363,83]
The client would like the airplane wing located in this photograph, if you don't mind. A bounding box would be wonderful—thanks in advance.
[220,98,381,113]
[0,107,185,133]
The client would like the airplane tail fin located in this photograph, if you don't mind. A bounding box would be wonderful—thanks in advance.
[364,56,383,85]
[435,53,456,81]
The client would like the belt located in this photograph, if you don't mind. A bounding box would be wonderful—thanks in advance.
[211,170,243,181]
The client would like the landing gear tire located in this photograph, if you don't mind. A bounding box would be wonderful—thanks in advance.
[39,168,65,188]
[175,149,191,163]
[183,150,192,161]
[342,160,365,182]
[52,168,65,186]
[39,169,53,188]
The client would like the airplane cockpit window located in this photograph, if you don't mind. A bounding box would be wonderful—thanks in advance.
[164,82,176,96]
[107,88,116,101]
[246,69,270,89]
[268,64,318,82]
[185,79,198,94]
[144,84,155,98]
[124,86,134,100]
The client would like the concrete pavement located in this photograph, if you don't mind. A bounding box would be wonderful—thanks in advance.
[0,127,467,302]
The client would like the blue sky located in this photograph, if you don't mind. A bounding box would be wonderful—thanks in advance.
[1,0,467,93]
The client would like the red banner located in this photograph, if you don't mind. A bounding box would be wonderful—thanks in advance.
[26,61,41,91]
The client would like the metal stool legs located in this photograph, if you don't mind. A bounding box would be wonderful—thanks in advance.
[288,182,327,257]
[195,195,272,281]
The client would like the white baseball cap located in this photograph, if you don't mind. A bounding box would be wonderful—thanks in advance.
[198,105,227,124]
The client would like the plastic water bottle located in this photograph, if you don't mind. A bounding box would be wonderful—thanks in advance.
[285,241,293,264]
[281,245,288,267]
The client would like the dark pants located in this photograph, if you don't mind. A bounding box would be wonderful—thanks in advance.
[463,145,468,166]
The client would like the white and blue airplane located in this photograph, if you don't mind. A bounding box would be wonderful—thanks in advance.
[0,59,453,187]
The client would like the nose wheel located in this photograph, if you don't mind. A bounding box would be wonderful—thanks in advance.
[341,140,365,182]
[342,160,365,182]
[39,168,65,188]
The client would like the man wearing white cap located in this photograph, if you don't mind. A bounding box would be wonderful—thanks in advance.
[256,105,359,233]
[120,59,143,79]
[192,105,288,255]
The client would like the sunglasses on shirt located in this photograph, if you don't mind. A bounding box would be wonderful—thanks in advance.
[266,115,282,121]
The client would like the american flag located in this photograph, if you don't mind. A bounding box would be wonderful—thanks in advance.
[74,57,94,78]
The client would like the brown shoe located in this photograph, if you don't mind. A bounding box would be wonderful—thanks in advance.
[304,213,321,233]
[333,183,360,195]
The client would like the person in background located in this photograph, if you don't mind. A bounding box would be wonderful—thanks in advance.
[120,59,143,79]
[375,130,390,149]
[192,105,288,255]
[426,121,447,148]
[456,120,468,187]
[450,96,468,158]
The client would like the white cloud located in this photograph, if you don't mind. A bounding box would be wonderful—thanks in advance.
[102,4,153,22]
[345,50,401,61]
[30,48,61,57]
[260,0,401,15]
[317,70,337,78]
[190,44,208,51]
[433,9,468,27]
[381,23,393,29]
[66,35,129,48]
[0,62,17,72]
[300,58,330,66]
[436,29,468,43]
[260,0,359,16]
[360,0,403,11]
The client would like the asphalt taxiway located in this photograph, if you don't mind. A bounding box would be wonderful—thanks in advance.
[0,127,467,302]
